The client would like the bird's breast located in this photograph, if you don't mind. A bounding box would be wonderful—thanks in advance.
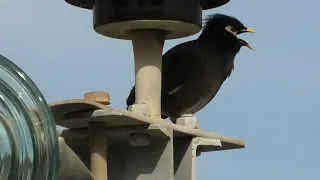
[182,61,223,114]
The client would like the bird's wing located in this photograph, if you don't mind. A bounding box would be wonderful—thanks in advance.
[161,43,211,118]
[162,44,233,118]
[125,42,189,108]
[161,41,200,97]
[126,41,200,110]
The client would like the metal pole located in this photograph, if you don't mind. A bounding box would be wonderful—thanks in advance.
[129,30,166,120]
[89,122,108,180]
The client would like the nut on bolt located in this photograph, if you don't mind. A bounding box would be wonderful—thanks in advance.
[84,91,110,105]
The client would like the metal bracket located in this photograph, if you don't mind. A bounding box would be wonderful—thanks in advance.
[51,99,245,180]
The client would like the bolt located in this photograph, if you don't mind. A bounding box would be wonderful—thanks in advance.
[176,114,199,129]
[84,91,110,105]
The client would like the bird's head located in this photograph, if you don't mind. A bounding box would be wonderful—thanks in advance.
[201,13,255,51]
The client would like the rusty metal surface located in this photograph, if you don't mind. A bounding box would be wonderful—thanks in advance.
[84,91,110,105]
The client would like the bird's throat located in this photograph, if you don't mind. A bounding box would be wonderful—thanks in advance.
[225,54,235,77]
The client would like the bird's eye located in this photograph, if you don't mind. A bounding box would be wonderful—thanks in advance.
[225,26,237,35]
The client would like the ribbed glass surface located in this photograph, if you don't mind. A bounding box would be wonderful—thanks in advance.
[0,54,59,180]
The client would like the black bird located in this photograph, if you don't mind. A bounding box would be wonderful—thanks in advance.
[126,13,255,122]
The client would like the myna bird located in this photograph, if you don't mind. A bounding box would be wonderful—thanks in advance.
[126,13,255,122]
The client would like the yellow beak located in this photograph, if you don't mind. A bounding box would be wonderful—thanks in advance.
[237,28,256,34]
[239,39,254,51]
[244,43,254,51]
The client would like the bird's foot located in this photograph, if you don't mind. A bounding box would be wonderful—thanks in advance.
[176,114,199,129]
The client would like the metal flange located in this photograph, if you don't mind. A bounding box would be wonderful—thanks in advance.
[50,99,245,151]
[65,0,230,10]
[64,0,231,39]
[51,94,245,179]
[94,0,202,39]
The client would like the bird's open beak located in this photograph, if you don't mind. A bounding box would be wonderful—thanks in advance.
[239,39,254,50]
[237,28,256,35]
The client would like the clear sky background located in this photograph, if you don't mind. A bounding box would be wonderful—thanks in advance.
[1,0,319,179]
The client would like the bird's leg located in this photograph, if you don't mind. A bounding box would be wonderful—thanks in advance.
[175,114,199,129]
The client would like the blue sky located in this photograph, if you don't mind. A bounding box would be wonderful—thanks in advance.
[1,0,319,179]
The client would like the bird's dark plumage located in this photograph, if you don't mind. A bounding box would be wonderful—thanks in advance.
[126,13,255,121]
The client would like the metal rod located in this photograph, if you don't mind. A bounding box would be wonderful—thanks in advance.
[130,29,166,120]
[89,122,108,180]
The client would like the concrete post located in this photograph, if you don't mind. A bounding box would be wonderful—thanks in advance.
[129,30,165,120]
[85,92,109,180]
[89,122,107,180]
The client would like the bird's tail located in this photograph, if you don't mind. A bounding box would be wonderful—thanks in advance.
[126,86,136,110]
